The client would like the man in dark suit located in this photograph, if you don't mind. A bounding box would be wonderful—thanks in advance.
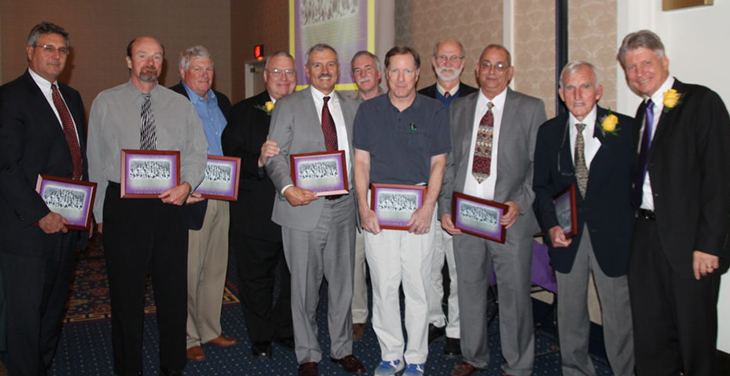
[169,45,237,362]
[440,44,546,376]
[533,61,635,376]
[418,39,478,357]
[221,51,296,360]
[618,30,730,375]
[265,44,364,376]
[0,22,88,376]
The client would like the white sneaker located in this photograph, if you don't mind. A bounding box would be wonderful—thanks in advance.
[403,363,425,376]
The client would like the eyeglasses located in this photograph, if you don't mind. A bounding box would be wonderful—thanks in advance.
[268,69,296,77]
[435,55,464,63]
[480,61,509,71]
[36,44,70,56]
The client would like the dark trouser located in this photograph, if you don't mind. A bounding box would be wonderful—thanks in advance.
[629,216,721,376]
[0,232,77,376]
[233,234,293,344]
[103,183,188,376]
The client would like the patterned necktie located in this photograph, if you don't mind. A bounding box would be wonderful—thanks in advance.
[574,123,588,198]
[140,93,157,150]
[472,102,494,183]
[51,84,83,180]
[632,99,655,209]
[321,96,338,151]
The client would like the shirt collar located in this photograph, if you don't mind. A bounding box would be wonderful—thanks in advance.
[182,81,215,103]
[569,105,598,132]
[125,80,161,100]
[436,82,460,97]
[28,68,55,93]
[647,76,675,106]
[310,86,338,104]
[478,87,507,110]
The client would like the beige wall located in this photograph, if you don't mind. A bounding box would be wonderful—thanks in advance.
[230,0,289,103]
[394,0,503,91]
[0,0,232,113]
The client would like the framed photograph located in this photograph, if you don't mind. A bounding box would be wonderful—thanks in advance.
[121,150,180,198]
[370,183,426,231]
[36,175,97,231]
[553,183,578,238]
[194,155,241,201]
[290,150,348,196]
[452,192,508,243]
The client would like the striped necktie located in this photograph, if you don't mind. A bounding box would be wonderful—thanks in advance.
[140,93,157,150]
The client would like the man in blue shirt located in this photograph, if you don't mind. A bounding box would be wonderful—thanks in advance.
[170,45,235,362]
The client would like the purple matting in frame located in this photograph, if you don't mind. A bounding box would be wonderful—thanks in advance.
[291,150,348,196]
[121,150,180,198]
[370,183,426,231]
[195,155,241,201]
[452,192,507,243]
[36,175,97,231]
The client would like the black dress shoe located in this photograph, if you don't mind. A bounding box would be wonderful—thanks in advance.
[443,337,462,359]
[330,355,366,373]
[160,367,185,376]
[428,323,446,345]
[252,341,272,359]
[274,336,296,352]
[298,362,318,376]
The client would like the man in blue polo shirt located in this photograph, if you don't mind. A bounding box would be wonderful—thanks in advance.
[353,45,451,376]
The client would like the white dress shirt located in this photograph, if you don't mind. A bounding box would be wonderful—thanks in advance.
[569,105,601,170]
[463,88,507,200]
[639,76,675,211]
[28,68,80,143]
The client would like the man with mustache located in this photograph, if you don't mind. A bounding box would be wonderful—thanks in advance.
[348,50,384,342]
[169,45,237,362]
[88,36,208,376]
[265,44,364,376]
[418,39,478,358]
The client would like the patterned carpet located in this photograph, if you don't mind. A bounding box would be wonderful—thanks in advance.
[44,234,615,375]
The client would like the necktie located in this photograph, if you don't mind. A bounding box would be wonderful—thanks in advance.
[140,93,157,150]
[472,102,494,183]
[444,92,451,99]
[51,84,83,180]
[321,96,338,151]
[574,123,588,197]
[632,99,654,209]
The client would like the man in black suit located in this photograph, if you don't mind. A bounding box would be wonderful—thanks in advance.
[0,22,87,376]
[221,51,296,360]
[169,45,237,362]
[418,38,478,358]
[618,30,730,375]
[533,61,635,376]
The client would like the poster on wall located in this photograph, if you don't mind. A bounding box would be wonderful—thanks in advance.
[291,0,374,91]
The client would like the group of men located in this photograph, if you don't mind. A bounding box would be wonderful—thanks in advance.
[0,20,727,376]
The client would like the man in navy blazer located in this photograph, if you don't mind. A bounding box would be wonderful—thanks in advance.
[0,22,88,376]
[533,61,635,376]
[618,30,730,375]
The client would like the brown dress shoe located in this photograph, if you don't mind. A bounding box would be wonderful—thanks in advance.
[206,335,237,347]
[450,361,479,376]
[298,362,318,376]
[186,346,206,361]
[352,323,365,341]
[330,355,365,373]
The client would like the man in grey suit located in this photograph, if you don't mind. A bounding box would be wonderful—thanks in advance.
[440,44,547,376]
[265,43,365,376]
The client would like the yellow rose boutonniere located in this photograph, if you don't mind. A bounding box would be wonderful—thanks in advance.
[254,101,275,116]
[599,110,620,136]
[662,89,682,112]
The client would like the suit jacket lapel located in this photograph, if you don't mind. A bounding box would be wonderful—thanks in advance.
[652,79,683,144]
[559,116,576,178]
[458,93,478,160]
[301,87,326,150]
[586,106,611,192]
[23,72,67,141]
[497,88,519,177]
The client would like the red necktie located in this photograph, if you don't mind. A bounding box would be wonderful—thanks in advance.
[471,102,494,183]
[321,96,339,151]
[444,92,451,99]
[51,84,82,180]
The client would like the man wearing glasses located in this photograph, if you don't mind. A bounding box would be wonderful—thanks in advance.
[0,22,88,376]
[221,51,297,361]
[418,39,478,358]
[440,44,546,376]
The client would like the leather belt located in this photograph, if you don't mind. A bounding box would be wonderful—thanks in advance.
[637,209,655,220]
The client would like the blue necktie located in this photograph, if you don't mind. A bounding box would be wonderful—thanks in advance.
[632,100,654,209]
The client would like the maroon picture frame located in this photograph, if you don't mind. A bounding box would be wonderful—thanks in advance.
[451,192,508,243]
[290,150,348,196]
[35,175,97,231]
[194,155,241,201]
[370,183,427,231]
[121,149,180,198]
